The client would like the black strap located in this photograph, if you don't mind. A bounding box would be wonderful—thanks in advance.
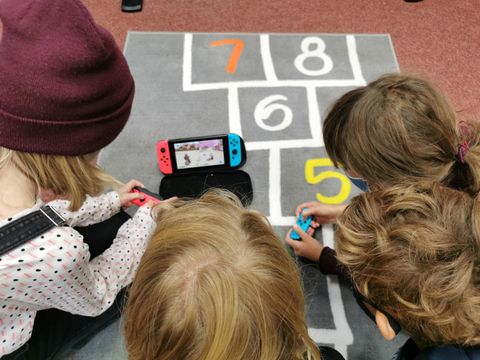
[0,205,66,256]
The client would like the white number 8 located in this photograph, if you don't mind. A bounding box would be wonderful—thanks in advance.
[294,37,333,76]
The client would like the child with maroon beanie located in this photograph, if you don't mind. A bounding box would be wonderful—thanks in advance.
[0,0,158,358]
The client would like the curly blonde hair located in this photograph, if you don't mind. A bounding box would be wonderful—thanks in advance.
[124,190,320,360]
[323,73,480,195]
[336,181,480,346]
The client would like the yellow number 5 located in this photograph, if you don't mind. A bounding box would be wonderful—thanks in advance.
[305,158,351,204]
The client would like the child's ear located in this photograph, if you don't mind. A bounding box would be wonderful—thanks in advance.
[39,188,56,203]
[39,189,70,203]
[375,310,397,341]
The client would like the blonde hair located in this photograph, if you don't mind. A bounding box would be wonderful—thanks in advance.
[335,182,480,346]
[1,147,119,211]
[323,73,480,195]
[124,190,320,360]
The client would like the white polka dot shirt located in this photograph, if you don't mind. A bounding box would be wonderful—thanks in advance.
[0,191,156,356]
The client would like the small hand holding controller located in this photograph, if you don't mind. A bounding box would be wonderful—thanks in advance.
[290,208,314,240]
[131,186,162,207]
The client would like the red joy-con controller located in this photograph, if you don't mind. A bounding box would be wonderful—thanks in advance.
[131,187,162,207]
[156,140,173,174]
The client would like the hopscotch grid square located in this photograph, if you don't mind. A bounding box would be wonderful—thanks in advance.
[234,85,323,151]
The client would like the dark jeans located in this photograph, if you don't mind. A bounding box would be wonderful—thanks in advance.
[4,211,131,360]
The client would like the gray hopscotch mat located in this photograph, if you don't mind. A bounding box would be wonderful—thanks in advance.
[100,32,407,360]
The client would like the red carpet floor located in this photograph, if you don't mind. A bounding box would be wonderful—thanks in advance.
[82,0,480,120]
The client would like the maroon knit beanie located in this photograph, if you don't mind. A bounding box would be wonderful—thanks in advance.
[0,0,135,156]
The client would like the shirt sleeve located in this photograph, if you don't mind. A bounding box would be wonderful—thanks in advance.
[65,205,156,316]
[0,205,156,317]
[49,191,121,228]
[317,247,350,282]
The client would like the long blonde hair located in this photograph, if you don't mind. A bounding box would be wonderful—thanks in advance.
[323,73,480,195]
[0,147,119,211]
[336,182,480,346]
[124,190,320,360]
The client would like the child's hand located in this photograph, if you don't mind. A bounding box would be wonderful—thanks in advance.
[285,225,324,262]
[118,179,145,208]
[295,201,346,225]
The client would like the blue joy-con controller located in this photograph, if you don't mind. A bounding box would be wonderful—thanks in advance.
[228,133,243,167]
[291,209,313,240]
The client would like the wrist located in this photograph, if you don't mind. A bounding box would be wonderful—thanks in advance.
[113,191,124,207]
[334,205,347,218]
[306,244,323,262]
[317,245,325,262]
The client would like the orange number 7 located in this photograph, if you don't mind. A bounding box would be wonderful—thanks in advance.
[209,38,245,74]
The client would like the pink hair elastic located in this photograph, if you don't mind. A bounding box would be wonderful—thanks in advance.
[457,140,470,164]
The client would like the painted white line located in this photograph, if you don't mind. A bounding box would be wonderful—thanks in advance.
[306,86,322,144]
[346,35,366,86]
[183,33,193,92]
[228,87,243,137]
[387,34,401,71]
[322,223,335,249]
[184,78,366,91]
[308,327,350,345]
[308,327,349,358]
[269,148,282,220]
[246,138,323,151]
[124,32,132,54]
[260,34,278,81]
[266,216,296,226]
[309,224,353,359]
[327,273,354,345]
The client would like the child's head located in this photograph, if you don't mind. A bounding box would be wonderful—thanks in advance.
[335,182,480,346]
[2,148,119,210]
[323,74,480,195]
[0,0,134,208]
[124,190,320,360]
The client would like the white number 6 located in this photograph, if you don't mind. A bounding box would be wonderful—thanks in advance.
[254,95,293,132]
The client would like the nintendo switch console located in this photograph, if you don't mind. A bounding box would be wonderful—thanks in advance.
[156,134,246,175]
